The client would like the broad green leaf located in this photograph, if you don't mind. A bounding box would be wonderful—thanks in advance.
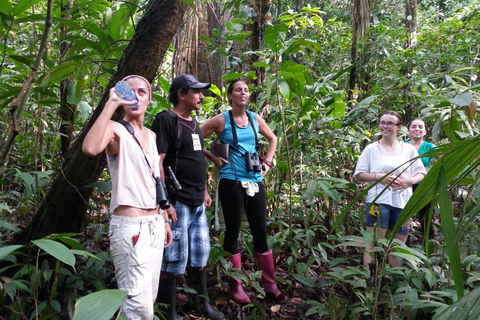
[32,239,75,269]
[208,84,222,97]
[438,167,464,298]
[357,95,377,108]
[78,101,92,120]
[449,92,473,106]
[73,289,127,320]
[0,245,23,260]
[263,24,288,52]
[40,62,77,87]
[284,39,322,55]
[277,78,290,98]
[0,219,20,231]
[13,0,43,16]
[67,82,81,105]
[0,204,13,214]
[433,286,480,320]
[222,73,243,81]
[0,1,13,15]
[109,7,131,40]
[84,23,109,50]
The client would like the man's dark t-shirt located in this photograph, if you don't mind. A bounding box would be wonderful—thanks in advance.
[151,111,206,207]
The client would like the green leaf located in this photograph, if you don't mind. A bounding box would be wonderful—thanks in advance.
[449,92,473,106]
[292,274,316,287]
[32,239,76,269]
[67,82,81,105]
[0,245,23,260]
[263,24,288,52]
[0,1,13,15]
[73,289,128,320]
[13,0,43,16]
[40,62,77,87]
[0,204,13,214]
[433,286,480,320]
[78,101,92,120]
[208,84,222,97]
[0,219,20,231]
[222,73,243,81]
[277,78,290,98]
[438,166,464,298]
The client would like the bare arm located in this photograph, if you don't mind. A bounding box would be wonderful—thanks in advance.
[201,114,228,168]
[82,87,134,156]
[256,114,277,163]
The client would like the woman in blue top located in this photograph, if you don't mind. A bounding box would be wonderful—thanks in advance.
[201,80,287,304]
[407,118,436,237]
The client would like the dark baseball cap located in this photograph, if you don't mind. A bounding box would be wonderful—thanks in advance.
[169,74,211,95]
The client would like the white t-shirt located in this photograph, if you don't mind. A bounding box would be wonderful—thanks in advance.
[354,141,426,209]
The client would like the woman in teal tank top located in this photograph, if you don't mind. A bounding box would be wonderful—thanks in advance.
[407,118,436,237]
[201,80,287,304]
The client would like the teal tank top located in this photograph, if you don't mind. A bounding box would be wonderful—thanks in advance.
[406,140,436,167]
[218,110,263,182]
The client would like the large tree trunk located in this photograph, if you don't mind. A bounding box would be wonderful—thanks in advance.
[348,0,370,106]
[15,0,188,244]
[173,2,225,88]
[403,0,418,116]
[250,0,271,104]
[59,0,75,158]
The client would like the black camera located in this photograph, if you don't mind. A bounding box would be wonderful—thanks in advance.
[155,177,170,209]
[166,166,182,195]
[244,151,263,172]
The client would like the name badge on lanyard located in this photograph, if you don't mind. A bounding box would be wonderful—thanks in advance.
[192,134,201,151]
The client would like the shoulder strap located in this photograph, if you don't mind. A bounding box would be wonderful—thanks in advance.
[166,109,182,149]
[228,110,258,151]
[245,111,259,150]
[117,120,155,179]
[228,110,238,148]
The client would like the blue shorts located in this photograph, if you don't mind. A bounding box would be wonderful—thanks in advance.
[364,203,410,235]
[161,200,210,274]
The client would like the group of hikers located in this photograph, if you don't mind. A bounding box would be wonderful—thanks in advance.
[82,74,435,320]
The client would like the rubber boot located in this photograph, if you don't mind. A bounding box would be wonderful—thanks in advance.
[255,250,288,303]
[157,272,177,320]
[226,253,251,304]
[186,268,225,320]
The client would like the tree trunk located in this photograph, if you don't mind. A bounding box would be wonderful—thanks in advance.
[348,0,370,106]
[403,0,417,117]
[250,0,271,104]
[173,2,225,88]
[59,0,75,158]
[14,0,188,244]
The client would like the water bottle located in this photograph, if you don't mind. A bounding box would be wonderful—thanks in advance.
[115,81,138,109]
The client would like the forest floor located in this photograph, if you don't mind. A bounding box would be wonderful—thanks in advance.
[8,209,429,320]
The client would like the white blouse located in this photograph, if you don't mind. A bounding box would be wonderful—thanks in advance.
[354,141,426,209]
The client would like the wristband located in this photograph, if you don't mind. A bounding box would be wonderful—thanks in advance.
[165,219,172,224]
[264,160,273,168]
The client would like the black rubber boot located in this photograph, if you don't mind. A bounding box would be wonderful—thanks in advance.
[157,272,177,320]
[187,268,225,320]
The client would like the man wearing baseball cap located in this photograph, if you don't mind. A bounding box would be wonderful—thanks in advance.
[152,74,224,320]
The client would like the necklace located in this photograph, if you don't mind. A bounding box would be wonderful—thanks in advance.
[234,115,248,128]
[179,119,197,132]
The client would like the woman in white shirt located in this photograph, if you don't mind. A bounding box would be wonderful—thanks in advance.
[354,110,426,267]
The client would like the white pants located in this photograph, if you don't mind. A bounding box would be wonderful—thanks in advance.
[109,214,165,320]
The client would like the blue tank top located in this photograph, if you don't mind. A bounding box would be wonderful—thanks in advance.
[218,110,263,182]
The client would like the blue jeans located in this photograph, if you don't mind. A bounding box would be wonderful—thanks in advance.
[161,200,210,274]
[364,203,410,235]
